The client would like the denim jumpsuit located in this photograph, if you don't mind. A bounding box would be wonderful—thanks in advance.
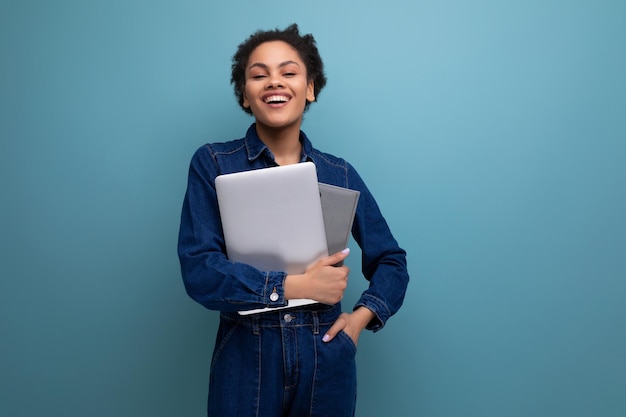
[178,124,409,417]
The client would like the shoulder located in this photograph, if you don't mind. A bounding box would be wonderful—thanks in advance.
[310,147,348,168]
[190,138,245,158]
[187,137,248,179]
[191,136,248,161]
[203,138,246,156]
[309,146,366,189]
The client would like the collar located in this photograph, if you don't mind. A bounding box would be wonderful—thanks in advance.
[244,123,315,164]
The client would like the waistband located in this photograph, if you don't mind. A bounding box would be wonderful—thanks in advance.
[221,303,342,329]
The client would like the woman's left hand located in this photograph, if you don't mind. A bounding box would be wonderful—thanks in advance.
[322,307,375,345]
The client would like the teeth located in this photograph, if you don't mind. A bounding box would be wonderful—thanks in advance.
[265,95,289,103]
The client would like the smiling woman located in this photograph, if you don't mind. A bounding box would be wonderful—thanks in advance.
[230,24,327,115]
[177,23,409,417]
[4,2,624,417]
[242,41,316,158]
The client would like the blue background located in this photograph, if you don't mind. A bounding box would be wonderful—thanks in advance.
[2,1,625,416]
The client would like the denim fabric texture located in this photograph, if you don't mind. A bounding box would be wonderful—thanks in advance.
[178,123,409,329]
[178,124,409,416]
[208,304,357,417]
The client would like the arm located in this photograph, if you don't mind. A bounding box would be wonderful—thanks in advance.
[177,146,289,312]
[320,164,409,344]
[347,163,410,332]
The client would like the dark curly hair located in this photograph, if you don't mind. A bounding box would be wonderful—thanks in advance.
[231,23,327,114]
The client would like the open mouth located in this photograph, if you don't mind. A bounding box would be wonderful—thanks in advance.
[264,95,290,104]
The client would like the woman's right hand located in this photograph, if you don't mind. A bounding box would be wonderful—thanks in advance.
[285,248,350,305]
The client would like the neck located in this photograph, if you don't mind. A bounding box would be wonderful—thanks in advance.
[255,121,303,166]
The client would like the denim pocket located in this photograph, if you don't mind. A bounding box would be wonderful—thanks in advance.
[336,329,358,354]
[208,319,261,417]
[210,318,239,370]
[311,327,358,416]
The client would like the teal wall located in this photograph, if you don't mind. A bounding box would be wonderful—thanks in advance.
[2,1,625,416]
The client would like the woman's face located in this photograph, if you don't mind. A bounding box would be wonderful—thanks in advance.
[243,41,315,130]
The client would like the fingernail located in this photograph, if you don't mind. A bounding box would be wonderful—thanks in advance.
[322,334,330,342]
[341,248,350,255]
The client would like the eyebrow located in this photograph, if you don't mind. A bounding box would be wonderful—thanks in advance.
[247,60,301,72]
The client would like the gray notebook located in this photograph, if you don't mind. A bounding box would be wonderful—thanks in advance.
[319,182,360,260]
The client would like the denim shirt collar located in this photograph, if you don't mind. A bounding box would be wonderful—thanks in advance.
[244,123,315,164]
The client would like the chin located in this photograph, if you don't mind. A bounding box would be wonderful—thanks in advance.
[256,117,301,129]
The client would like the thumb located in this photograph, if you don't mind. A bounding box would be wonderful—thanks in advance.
[324,247,350,267]
[322,315,347,343]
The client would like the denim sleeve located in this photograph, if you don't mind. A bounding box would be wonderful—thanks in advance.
[177,146,288,312]
[347,164,410,332]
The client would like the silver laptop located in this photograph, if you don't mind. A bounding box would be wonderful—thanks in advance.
[215,162,328,314]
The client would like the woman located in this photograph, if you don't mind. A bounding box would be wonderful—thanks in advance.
[178,24,409,417]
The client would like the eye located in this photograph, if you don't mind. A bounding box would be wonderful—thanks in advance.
[251,74,267,80]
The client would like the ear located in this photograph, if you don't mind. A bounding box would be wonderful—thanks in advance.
[242,90,250,108]
[306,80,315,103]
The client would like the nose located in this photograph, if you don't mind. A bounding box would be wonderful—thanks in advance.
[266,77,283,89]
